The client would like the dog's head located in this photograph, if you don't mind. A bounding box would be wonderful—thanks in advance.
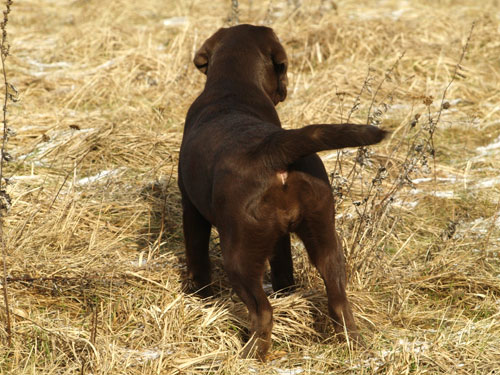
[193,24,289,105]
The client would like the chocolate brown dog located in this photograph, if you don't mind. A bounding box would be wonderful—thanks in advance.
[178,24,387,359]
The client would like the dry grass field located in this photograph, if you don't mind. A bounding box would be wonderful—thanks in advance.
[1,0,500,373]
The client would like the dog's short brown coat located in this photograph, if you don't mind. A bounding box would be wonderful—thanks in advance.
[178,24,387,359]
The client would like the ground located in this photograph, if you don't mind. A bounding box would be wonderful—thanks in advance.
[1,0,499,374]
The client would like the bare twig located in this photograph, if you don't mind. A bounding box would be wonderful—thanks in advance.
[230,0,239,25]
[1,0,13,349]
[366,51,406,125]
[434,22,475,127]
[81,298,99,375]
[0,223,9,347]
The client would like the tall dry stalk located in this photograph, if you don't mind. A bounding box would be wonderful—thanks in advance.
[0,0,13,348]
[230,0,239,24]
[336,22,476,279]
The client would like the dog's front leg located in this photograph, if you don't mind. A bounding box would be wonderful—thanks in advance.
[181,194,213,298]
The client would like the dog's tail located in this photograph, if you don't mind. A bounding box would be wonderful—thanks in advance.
[253,124,388,170]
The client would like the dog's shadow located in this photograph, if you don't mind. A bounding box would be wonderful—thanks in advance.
[137,176,227,294]
[138,176,182,251]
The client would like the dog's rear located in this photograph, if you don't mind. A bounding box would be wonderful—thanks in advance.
[179,24,387,360]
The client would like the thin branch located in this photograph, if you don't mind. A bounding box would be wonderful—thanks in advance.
[0,0,13,349]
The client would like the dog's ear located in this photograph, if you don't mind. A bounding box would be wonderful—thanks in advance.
[270,38,288,103]
[193,42,210,74]
[193,29,225,75]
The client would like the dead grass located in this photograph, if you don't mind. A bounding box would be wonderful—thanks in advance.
[1,0,500,373]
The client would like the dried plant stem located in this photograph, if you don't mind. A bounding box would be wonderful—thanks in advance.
[81,300,99,375]
[1,225,10,347]
[0,5,11,186]
[481,199,500,258]
[366,51,406,124]
[434,22,475,127]
[1,0,13,349]
[231,0,239,24]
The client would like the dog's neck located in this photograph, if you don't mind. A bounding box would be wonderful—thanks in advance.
[196,77,282,126]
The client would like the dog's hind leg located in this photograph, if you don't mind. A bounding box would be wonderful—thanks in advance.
[269,234,295,294]
[181,195,213,297]
[295,206,360,345]
[220,232,274,360]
